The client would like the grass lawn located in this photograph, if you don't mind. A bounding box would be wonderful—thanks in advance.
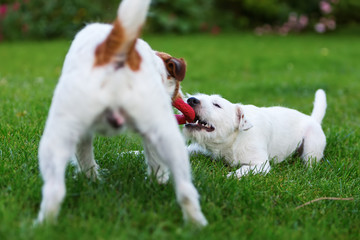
[0,33,359,239]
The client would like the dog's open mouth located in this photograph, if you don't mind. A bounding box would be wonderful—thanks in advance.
[185,117,215,132]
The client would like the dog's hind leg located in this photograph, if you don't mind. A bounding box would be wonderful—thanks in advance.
[144,128,207,226]
[75,133,99,181]
[36,116,84,224]
[301,124,326,166]
[128,100,207,226]
[143,140,170,184]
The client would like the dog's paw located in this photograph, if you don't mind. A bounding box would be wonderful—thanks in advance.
[226,171,243,179]
[84,164,101,181]
[227,167,250,179]
[187,210,208,227]
[119,150,143,157]
[156,172,170,184]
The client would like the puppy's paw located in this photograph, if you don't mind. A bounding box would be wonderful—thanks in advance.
[227,166,251,179]
[84,164,101,181]
[226,171,242,179]
[119,150,143,157]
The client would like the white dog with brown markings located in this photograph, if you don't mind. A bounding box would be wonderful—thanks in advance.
[184,90,327,178]
[36,0,207,226]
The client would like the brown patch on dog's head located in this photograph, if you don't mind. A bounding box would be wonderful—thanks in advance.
[94,20,141,71]
[156,52,186,81]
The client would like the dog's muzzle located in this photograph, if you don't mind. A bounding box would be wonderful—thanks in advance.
[187,97,200,108]
[184,98,215,132]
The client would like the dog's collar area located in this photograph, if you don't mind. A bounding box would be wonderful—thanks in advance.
[185,117,215,132]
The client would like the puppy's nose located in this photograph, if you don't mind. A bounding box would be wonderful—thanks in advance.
[187,97,200,107]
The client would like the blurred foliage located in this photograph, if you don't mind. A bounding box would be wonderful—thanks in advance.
[0,0,360,41]
[335,0,360,24]
[0,0,104,40]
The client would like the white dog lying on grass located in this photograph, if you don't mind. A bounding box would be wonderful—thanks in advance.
[36,0,207,226]
[184,90,327,178]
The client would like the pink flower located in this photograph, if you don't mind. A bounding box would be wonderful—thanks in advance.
[278,26,290,36]
[315,23,326,33]
[288,13,297,24]
[0,4,7,17]
[326,19,336,30]
[254,27,264,36]
[299,15,309,28]
[12,2,20,11]
[320,1,332,14]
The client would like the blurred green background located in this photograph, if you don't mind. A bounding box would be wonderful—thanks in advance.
[0,0,360,41]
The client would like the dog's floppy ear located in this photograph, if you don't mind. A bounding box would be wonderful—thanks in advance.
[165,57,186,81]
[236,105,253,131]
[156,52,186,81]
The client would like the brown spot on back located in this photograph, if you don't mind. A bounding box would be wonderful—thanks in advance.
[126,39,141,71]
[94,19,142,71]
[94,20,125,67]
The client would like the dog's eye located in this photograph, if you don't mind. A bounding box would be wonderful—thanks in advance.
[213,103,221,108]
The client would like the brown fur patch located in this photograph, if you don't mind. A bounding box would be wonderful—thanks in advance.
[156,52,172,62]
[94,20,125,67]
[94,19,142,71]
[126,39,141,71]
[156,52,186,81]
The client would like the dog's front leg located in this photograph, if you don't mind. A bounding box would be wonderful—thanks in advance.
[75,133,100,181]
[143,139,170,184]
[187,143,212,156]
[227,160,271,179]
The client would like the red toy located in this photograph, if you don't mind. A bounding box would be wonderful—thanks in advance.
[172,98,195,124]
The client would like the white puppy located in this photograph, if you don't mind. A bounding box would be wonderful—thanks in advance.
[183,90,327,178]
[36,0,207,226]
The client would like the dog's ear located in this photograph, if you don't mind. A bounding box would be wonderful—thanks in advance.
[166,57,186,81]
[156,52,187,81]
[236,105,253,131]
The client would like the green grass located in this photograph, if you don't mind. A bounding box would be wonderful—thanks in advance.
[1,33,359,239]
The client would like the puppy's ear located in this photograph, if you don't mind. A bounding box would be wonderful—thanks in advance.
[236,105,253,131]
[166,57,186,81]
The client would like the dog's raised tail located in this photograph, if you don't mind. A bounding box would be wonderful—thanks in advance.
[311,89,327,124]
[117,0,151,41]
[94,0,151,69]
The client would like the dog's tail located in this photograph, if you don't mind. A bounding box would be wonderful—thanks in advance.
[94,0,151,69]
[311,89,327,124]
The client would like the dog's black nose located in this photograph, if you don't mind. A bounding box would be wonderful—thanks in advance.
[187,97,200,107]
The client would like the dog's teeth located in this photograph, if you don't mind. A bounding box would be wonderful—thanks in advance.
[195,120,199,124]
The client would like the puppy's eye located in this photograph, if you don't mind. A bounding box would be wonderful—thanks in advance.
[213,103,221,108]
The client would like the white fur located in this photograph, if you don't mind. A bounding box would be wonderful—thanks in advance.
[36,0,207,226]
[184,90,327,179]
